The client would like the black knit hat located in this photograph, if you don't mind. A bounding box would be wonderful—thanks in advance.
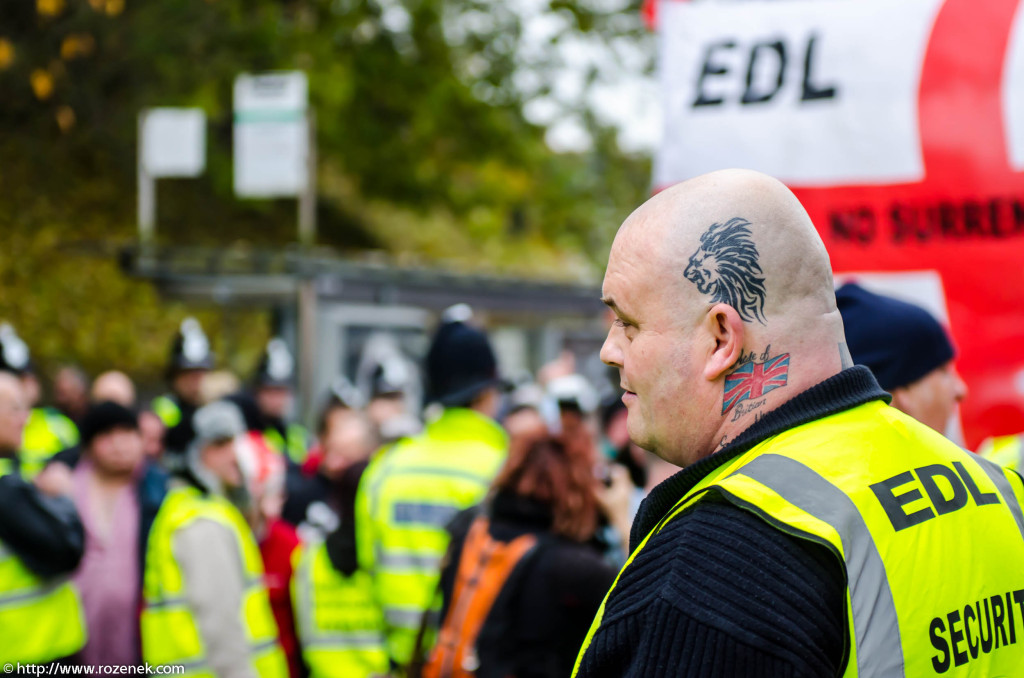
[80,401,138,448]
[836,282,955,390]
[425,318,505,407]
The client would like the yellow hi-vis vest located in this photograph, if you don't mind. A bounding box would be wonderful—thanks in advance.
[264,424,309,465]
[20,407,78,478]
[573,401,1024,677]
[978,434,1024,474]
[355,407,508,668]
[152,395,183,429]
[0,459,87,663]
[141,485,288,678]
[291,540,389,678]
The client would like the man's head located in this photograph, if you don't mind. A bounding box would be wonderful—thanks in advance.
[90,370,136,408]
[54,366,89,418]
[167,318,214,406]
[254,338,294,420]
[81,401,143,477]
[319,406,378,480]
[836,282,966,434]
[0,372,28,454]
[425,309,505,417]
[600,169,846,466]
[189,400,245,490]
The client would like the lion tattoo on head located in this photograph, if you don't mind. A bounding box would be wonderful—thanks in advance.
[683,217,767,324]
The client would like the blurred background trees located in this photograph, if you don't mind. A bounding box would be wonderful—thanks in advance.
[0,0,650,386]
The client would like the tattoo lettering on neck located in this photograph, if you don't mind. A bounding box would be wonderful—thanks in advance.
[722,348,790,416]
[684,217,767,324]
[839,342,854,370]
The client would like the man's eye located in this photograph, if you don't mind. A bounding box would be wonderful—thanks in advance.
[613,318,630,328]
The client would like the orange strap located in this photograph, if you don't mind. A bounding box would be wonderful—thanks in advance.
[425,517,538,678]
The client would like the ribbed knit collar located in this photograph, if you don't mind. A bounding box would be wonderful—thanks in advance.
[630,366,889,550]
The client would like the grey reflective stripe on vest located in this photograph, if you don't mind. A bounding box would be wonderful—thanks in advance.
[972,455,1024,542]
[0,580,63,608]
[733,454,905,676]
[0,543,11,560]
[378,552,441,573]
[385,606,437,630]
[302,633,385,650]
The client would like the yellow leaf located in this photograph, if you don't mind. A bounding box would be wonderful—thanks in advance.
[61,34,96,60]
[88,0,104,9]
[30,70,54,101]
[0,40,13,71]
[105,0,124,16]
[56,106,75,132]
[36,0,65,17]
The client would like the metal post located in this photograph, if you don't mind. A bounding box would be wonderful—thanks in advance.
[298,111,317,248]
[296,109,318,426]
[137,110,156,245]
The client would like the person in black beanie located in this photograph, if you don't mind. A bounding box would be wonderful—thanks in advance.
[836,282,967,435]
[354,303,511,670]
[67,401,167,668]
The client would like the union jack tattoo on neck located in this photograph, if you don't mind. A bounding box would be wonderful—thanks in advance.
[722,351,790,415]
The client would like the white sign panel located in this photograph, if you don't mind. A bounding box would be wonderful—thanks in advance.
[234,71,309,198]
[654,0,944,188]
[1003,1,1024,170]
[142,108,206,178]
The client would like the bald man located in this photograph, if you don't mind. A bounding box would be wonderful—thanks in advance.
[91,370,137,408]
[572,170,1024,677]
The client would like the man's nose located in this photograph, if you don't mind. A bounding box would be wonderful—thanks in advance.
[600,326,624,368]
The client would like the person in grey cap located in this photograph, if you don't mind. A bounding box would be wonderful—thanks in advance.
[836,282,968,435]
[139,400,287,676]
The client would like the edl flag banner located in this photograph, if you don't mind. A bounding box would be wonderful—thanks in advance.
[655,0,1024,448]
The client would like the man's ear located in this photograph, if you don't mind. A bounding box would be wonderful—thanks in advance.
[703,303,745,381]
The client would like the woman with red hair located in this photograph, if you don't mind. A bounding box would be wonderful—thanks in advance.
[423,422,618,678]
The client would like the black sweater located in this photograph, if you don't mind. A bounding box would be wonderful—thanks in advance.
[575,366,890,678]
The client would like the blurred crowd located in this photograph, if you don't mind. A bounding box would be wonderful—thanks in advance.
[0,305,662,678]
[3,279,1020,677]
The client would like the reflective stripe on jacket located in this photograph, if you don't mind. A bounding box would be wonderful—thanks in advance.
[355,407,508,667]
[141,484,288,677]
[575,400,1024,677]
[291,540,389,678]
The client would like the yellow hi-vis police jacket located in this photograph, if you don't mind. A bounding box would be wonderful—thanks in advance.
[141,484,288,678]
[574,400,1024,677]
[355,407,508,668]
[0,460,86,663]
[291,539,389,678]
[20,407,78,478]
[978,433,1024,474]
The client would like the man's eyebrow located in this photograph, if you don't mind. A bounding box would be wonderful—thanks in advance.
[600,296,617,309]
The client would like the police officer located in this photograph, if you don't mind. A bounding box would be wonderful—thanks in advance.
[141,400,287,676]
[355,307,509,671]
[152,318,214,460]
[574,169,1024,676]
[290,401,388,678]
[0,372,87,663]
[253,338,309,465]
[0,323,79,477]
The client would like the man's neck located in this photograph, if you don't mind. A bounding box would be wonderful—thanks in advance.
[709,342,844,455]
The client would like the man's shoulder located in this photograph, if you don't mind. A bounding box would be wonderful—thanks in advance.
[620,497,844,614]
